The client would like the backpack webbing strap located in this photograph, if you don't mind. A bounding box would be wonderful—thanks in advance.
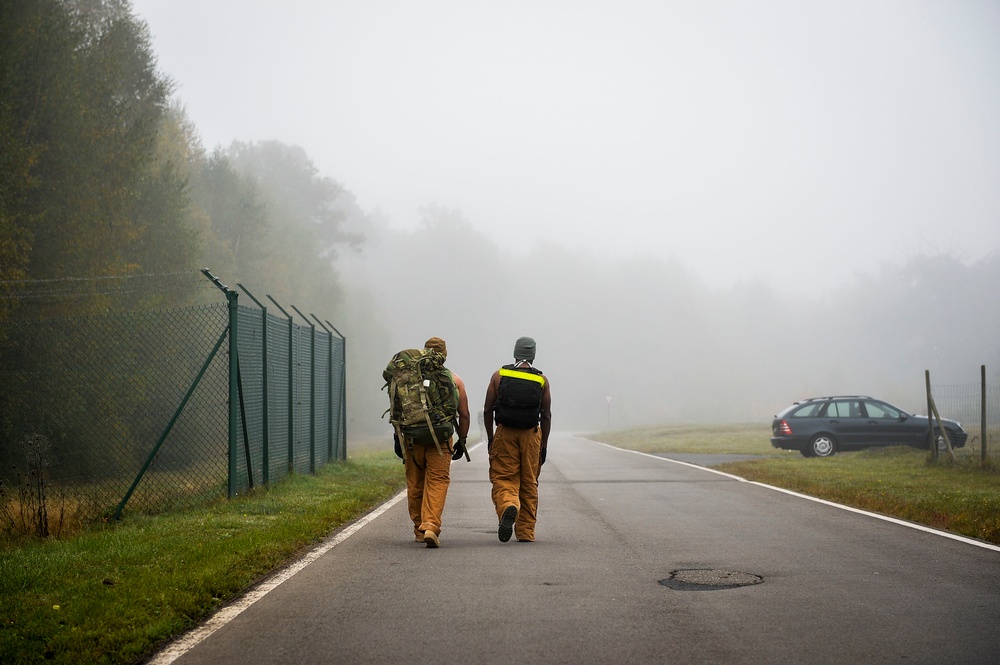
[388,377,409,462]
[418,384,445,456]
[393,423,410,462]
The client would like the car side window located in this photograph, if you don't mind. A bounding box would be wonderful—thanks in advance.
[825,400,861,418]
[865,401,900,419]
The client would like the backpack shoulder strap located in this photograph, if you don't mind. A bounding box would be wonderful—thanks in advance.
[417,381,445,456]
[499,366,546,386]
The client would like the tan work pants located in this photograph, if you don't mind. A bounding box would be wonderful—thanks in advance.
[488,424,541,541]
[404,438,452,538]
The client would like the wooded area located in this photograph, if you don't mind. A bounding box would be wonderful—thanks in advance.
[0,0,361,323]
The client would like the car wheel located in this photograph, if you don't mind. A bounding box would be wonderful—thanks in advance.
[809,434,836,457]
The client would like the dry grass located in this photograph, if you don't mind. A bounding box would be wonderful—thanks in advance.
[0,475,91,541]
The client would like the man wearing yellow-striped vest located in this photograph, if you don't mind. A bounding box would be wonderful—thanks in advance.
[483,336,552,543]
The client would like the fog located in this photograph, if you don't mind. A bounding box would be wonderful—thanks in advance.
[131,1,1000,437]
[135,1,1000,291]
[335,210,998,437]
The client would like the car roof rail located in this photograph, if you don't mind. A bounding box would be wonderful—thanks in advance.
[792,395,872,405]
[811,395,872,400]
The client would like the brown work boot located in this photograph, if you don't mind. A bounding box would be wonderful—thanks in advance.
[424,530,440,548]
[498,505,517,543]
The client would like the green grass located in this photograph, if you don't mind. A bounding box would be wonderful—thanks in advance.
[717,448,1000,545]
[588,424,1000,546]
[0,452,405,664]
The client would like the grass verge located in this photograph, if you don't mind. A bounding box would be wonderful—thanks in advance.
[0,452,405,664]
[587,424,1000,546]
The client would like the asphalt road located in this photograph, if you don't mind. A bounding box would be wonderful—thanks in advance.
[155,433,1000,665]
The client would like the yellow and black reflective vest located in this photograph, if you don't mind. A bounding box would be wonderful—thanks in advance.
[495,364,545,429]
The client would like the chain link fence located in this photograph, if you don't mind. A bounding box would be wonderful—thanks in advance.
[929,369,999,464]
[0,276,345,525]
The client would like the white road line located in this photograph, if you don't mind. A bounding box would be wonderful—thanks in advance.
[581,436,1000,553]
[147,489,408,665]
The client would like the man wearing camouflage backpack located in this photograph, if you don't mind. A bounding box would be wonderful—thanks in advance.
[386,337,470,548]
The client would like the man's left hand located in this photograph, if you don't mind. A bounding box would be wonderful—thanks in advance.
[452,437,467,461]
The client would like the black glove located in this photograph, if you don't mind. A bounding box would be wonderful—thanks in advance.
[451,437,467,461]
[393,433,403,461]
[539,446,547,466]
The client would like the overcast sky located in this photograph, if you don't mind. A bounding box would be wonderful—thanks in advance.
[132,0,1000,294]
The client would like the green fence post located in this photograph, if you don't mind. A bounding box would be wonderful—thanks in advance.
[925,370,937,461]
[226,294,239,496]
[202,269,239,498]
[982,365,988,464]
[326,320,347,461]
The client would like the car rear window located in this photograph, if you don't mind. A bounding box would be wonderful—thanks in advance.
[789,402,824,417]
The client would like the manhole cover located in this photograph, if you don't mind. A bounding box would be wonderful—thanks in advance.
[659,569,763,591]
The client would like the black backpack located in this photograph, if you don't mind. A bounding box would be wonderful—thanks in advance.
[495,364,545,429]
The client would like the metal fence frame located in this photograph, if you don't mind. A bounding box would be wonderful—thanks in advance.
[0,270,346,521]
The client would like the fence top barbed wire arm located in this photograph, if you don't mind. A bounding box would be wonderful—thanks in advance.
[324,320,345,340]
[265,295,292,321]
[200,268,236,299]
[310,314,328,334]
[289,305,313,328]
[236,283,267,311]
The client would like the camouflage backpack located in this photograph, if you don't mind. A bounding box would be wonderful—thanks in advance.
[382,348,459,454]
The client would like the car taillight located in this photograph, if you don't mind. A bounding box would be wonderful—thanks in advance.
[777,420,792,435]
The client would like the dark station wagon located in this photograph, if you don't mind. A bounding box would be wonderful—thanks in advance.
[771,395,967,457]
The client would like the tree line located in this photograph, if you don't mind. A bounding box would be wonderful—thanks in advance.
[0,0,363,322]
